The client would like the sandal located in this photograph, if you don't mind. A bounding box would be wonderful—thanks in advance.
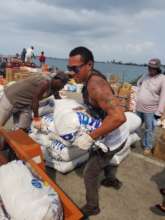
[150,204,165,216]
[160,188,165,196]
[155,204,165,213]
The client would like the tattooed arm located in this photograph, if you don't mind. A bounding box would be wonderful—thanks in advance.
[87,76,126,140]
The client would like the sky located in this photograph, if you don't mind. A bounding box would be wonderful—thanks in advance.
[0,0,165,64]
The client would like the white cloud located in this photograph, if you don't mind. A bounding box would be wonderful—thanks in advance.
[126,42,155,54]
[0,0,165,63]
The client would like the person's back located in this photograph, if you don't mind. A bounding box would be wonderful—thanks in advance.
[0,71,68,131]
[4,74,49,108]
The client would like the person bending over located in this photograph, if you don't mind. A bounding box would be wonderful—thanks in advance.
[0,71,69,131]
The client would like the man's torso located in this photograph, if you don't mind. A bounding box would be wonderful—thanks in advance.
[82,70,129,150]
[136,74,165,112]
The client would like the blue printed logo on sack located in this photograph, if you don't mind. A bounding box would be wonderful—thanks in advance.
[60,132,77,142]
[76,112,101,131]
[31,178,43,189]
[58,112,101,143]
[51,139,65,151]
[48,100,55,107]
[43,114,54,123]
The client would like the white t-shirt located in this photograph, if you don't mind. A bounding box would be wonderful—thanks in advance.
[25,48,34,59]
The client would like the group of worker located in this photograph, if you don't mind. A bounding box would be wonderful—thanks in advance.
[0,46,165,217]
[21,46,46,67]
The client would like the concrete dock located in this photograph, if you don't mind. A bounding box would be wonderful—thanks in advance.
[46,91,165,220]
[4,90,165,220]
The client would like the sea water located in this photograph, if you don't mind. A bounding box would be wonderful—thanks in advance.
[35,57,165,83]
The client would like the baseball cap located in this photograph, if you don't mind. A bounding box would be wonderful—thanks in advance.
[148,58,161,69]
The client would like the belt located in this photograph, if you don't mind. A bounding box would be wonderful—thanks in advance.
[110,139,127,154]
[92,139,127,156]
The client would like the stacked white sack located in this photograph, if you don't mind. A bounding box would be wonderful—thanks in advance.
[38,95,55,117]
[29,99,90,173]
[53,101,142,166]
[110,112,141,165]
[45,99,103,172]
[45,150,89,174]
[0,160,63,220]
[30,99,142,172]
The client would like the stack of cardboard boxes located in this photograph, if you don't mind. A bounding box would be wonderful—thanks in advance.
[117,83,132,111]
[6,66,33,82]
[109,75,132,112]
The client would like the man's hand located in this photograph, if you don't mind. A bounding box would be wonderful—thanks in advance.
[72,132,94,150]
[32,117,42,130]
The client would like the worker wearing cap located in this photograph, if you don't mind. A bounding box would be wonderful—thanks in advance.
[136,58,165,155]
[0,71,69,131]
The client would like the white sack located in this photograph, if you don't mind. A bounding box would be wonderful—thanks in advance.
[47,139,88,161]
[30,114,56,134]
[38,96,55,116]
[125,112,141,133]
[110,133,141,165]
[0,160,63,220]
[39,104,54,117]
[54,111,101,146]
[0,196,10,220]
[45,152,89,174]
[29,132,51,147]
[54,99,83,114]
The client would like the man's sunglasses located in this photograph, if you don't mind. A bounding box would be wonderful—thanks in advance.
[67,63,85,74]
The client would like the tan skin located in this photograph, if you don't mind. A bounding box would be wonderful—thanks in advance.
[148,66,159,77]
[68,55,126,140]
[0,152,8,165]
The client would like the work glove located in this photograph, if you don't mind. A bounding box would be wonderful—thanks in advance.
[94,141,109,153]
[72,132,94,150]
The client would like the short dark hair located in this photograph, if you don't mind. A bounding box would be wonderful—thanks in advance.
[69,46,94,64]
[53,71,69,84]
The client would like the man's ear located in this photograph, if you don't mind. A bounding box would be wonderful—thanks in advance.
[88,61,93,67]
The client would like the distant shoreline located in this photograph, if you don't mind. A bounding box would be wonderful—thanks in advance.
[1,55,165,68]
[43,57,165,68]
